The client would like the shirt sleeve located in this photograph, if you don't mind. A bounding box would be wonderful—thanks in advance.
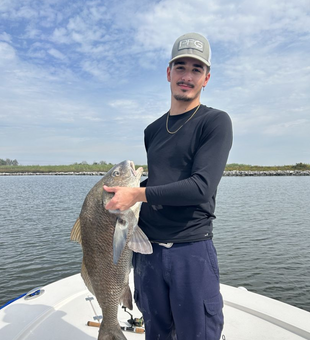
[145,111,233,206]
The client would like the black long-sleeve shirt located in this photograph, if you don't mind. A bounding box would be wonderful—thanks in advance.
[139,104,233,243]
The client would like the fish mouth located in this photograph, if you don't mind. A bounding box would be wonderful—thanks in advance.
[130,161,143,177]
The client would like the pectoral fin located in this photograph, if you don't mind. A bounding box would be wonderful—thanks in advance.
[127,225,153,254]
[113,217,129,264]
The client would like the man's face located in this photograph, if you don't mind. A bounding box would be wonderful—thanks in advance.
[167,57,210,102]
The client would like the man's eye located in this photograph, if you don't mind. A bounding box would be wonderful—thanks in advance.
[193,68,201,73]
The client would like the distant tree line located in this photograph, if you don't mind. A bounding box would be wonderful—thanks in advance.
[225,162,310,171]
[0,158,19,166]
[292,162,309,170]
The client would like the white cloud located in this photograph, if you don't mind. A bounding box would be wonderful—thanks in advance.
[109,100,139,109]
[264,119,310,136]
[48,48,67,60]
[0,32,11,43]
[0,42,16,62]
[51,27,72,44]
[134,0,310,54]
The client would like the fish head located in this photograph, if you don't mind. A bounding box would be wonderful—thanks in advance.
[102,160,143,205]
[103,159,143,187]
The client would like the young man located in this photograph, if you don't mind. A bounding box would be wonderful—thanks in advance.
[105,32,233,339]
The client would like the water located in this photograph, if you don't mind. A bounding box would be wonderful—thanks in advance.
[0,175,309,312]
[214,176,310,312]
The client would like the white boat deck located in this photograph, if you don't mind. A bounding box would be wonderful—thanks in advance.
[0,273,309,340]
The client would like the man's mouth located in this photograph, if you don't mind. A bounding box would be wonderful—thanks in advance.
[177,82,194,89]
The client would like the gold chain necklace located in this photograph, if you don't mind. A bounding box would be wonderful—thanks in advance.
[166,104,201,134]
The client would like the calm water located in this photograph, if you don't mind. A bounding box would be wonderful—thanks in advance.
[0,175,309,312]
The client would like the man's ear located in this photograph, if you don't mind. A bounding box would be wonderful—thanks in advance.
[167,66,171,82]
[204,72,211,87]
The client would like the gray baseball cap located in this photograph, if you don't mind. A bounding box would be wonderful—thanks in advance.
[169,32,211,67]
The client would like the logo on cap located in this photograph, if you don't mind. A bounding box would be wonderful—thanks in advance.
[178,39,204,52]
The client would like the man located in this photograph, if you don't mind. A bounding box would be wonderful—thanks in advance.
[105,32,233,340]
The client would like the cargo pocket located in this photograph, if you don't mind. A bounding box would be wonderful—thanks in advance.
[204,294,224,340]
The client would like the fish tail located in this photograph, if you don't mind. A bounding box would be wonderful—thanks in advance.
[98,323,126,340]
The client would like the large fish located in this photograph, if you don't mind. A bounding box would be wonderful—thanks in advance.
[71,160,152,340]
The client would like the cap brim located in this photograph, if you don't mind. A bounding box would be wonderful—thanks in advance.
[169,54,211,67]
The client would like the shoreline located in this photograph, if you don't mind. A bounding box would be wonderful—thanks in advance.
[1,170,310,176]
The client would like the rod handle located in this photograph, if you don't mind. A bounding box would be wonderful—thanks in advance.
[87,321,100,327]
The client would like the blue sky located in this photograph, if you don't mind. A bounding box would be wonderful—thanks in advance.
[1,0,309,166]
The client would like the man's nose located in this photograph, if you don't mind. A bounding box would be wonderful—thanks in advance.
[181,70,192,82]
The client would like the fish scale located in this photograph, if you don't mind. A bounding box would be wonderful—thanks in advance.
[71,160,152,340]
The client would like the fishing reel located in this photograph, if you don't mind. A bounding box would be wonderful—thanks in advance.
[122,306,144,327]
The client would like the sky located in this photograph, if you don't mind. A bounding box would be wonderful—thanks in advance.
[0,0,309,166]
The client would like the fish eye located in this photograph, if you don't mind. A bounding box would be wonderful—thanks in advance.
[113,170,120,177]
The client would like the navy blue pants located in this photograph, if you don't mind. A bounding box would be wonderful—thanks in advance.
[133,240,224,340]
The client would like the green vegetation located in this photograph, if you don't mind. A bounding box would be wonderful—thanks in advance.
[0,159,148,173]
[0,159,309,173]
[225,163,310,171]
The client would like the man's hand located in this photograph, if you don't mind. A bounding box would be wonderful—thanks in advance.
[103,186,146,211]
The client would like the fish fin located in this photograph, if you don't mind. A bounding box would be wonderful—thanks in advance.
[113,217,129,264]
[81,259,95,295]
[70,217,82,244]
[127,225,153,254]
[120,284,133,310]
[98,323,126,340]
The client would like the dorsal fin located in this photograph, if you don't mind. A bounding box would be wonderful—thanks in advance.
[70,217,82,244]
